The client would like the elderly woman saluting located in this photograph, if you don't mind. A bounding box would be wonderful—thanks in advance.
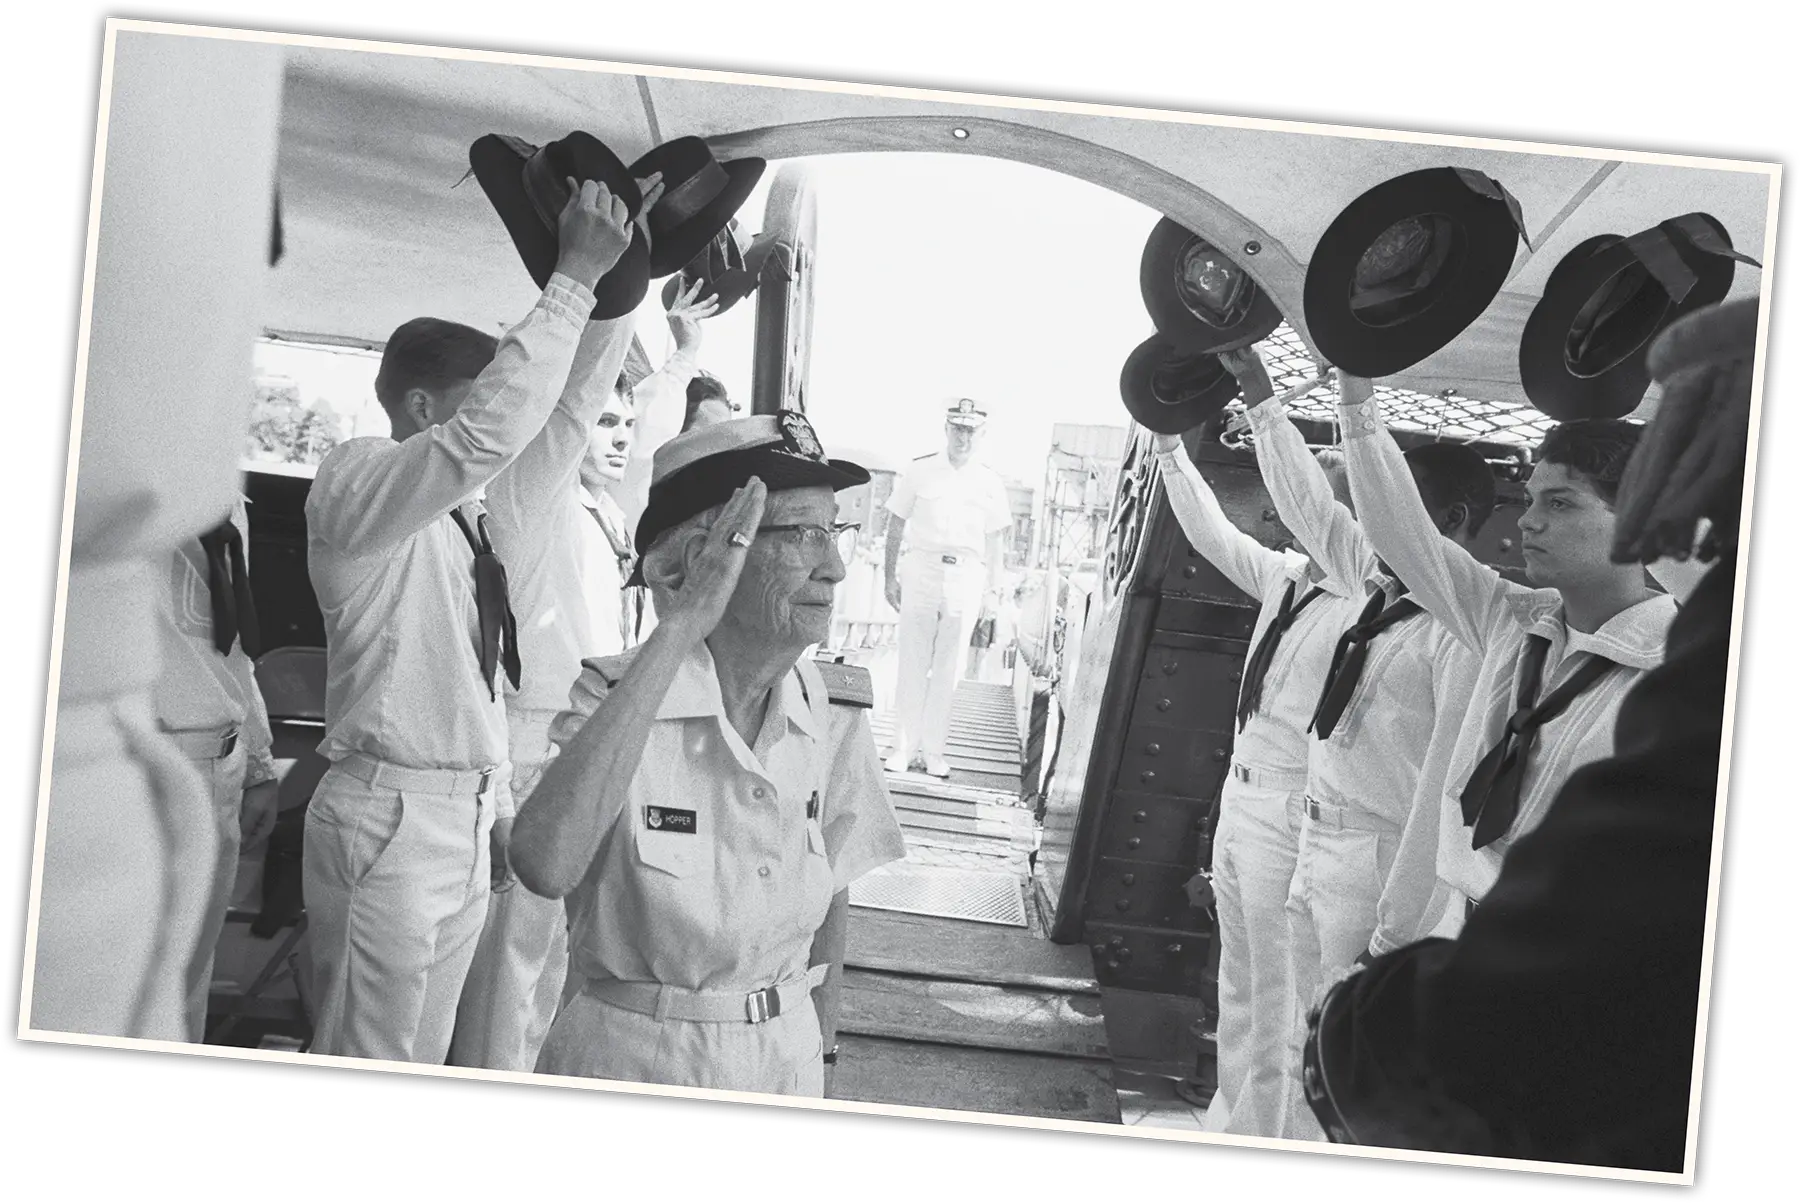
[511,413,907,1097]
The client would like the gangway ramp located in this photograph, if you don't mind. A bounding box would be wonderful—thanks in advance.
[832,680,1121,1123]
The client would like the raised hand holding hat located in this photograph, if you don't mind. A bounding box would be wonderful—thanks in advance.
[470,130,652,319]
[554,177,637,288]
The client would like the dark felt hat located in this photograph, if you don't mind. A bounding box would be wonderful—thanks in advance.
[659,220,780,316]
[630,137,765,277]
[1519,213,1759,421]
[1304,167,1530,377]
[1119,334,1242,435]
[469,131,649,320]
[1139,219,1282,354]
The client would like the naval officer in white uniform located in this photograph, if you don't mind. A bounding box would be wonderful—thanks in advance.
[882,399,1013,778]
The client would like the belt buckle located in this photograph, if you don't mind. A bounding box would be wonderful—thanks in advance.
[745,986,781,1024]
[941,554,958,564]
[1232,764,1251,783]
[1306,796,1322,821]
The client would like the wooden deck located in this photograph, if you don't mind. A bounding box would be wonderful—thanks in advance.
[207,679,1126,1124]
[831,680,1121,1124]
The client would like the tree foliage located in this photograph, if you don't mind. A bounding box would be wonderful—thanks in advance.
[247,381,344,467]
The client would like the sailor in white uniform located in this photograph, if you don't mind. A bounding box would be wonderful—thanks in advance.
[300,180,635,1064]
[881,399,1013,777]
[443,312,636,1073]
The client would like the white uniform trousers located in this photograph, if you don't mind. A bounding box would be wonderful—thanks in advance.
[447,710,568,1072]
[302,753,496,1063]
[893,553,987,760]
[170,726,247,1044]
[1274,794,1401,1141]
[1200,766,1306,1137]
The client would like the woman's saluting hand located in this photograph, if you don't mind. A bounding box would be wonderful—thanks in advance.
[662,478,768,639]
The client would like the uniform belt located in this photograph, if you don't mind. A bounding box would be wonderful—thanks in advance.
[1229,762,1308,792]
[334,751,499,797]
[163,724,239,761]
[581,963,831,1024]
[1303,795,1400,835]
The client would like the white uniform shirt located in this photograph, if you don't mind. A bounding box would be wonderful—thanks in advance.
[305,274,597,805]
[1153,444,1361,778]
[151,495,277,785]
[1337,392,1677,907]
[1247,397,1477,833]
[886,452,1012,559]
[546,642,908,993]
[482,318,633,722]
[579,488,634,654]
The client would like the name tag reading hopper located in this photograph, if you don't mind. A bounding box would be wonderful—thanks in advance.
[644,805,698,835]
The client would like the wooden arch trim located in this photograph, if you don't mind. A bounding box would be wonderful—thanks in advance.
[707,115,1320,358]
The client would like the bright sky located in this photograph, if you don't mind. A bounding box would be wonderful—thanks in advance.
[254,152,1163,488]
[643,152,1158,486]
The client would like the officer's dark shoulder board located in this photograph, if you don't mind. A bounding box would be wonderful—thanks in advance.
[811,657,874,709]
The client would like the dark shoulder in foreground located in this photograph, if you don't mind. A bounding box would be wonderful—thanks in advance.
[812,658,874,709]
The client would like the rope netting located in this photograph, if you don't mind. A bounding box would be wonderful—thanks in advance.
[1247,322,1556,448]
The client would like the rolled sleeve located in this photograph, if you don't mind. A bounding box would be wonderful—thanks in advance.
[822,710,908,892]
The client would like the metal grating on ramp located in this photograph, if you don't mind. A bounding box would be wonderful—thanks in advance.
[851,864,1029,928]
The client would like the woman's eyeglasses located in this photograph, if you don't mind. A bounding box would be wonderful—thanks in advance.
[756,522,861,561]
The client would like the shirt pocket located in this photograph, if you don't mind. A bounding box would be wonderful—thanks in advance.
[634,822,700,878]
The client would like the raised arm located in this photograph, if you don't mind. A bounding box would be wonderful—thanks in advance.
[308,180,635,557]
[511,480,767,898]
[1236,350,1378,595]
[484,315,636,544]
[1337,375,1517,654]
[616,281,716,529]
[1151,432,1294,602]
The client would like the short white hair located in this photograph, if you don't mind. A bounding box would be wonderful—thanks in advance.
[640,500,728,612]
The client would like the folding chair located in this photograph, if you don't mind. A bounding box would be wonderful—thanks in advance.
[209,645,327,1049]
